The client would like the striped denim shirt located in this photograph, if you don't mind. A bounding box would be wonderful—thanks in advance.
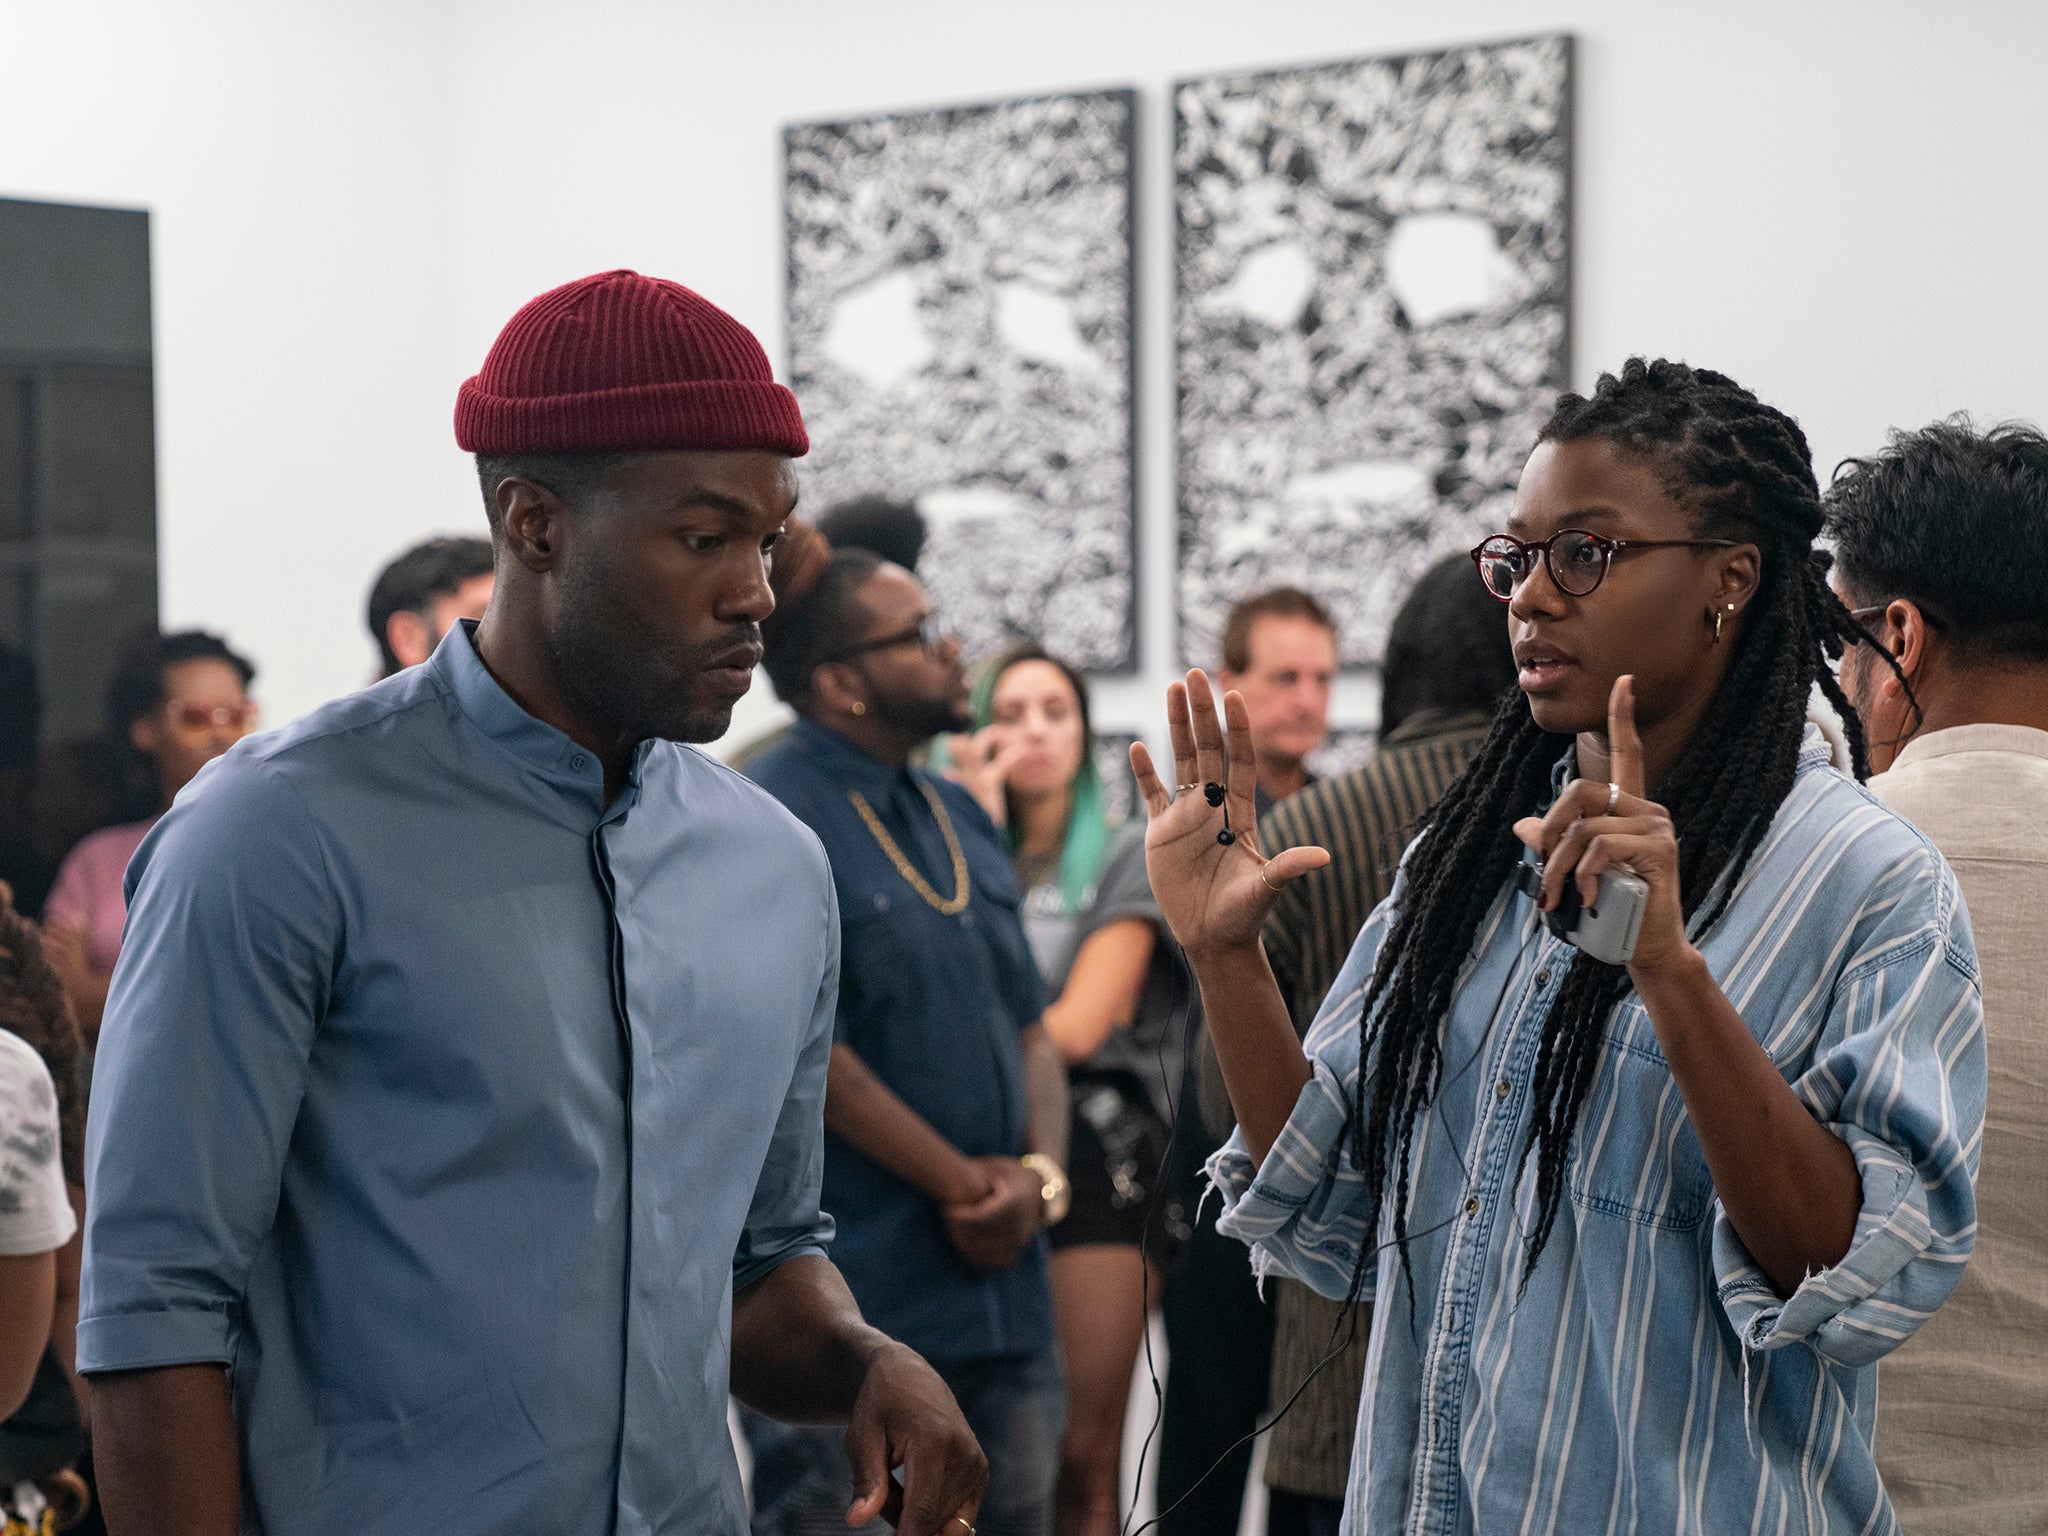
[1209,727,1985,1535]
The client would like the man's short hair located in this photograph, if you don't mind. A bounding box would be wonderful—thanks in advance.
[367,536,497,675]
[1827,417,2048,665]
[816,495,926,574]
[1220,587,1338,673]
[472,452,627,533]
[1380,552,1517,738]
[760,545,884,710]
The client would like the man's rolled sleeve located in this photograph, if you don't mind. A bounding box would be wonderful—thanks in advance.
[733,880,840,1295]
[78,760,336,1375]
[1716,871,1986,1370]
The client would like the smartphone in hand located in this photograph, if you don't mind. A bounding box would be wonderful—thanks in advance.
[1514,854,1648,966]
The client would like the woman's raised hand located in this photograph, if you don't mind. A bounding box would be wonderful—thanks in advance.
[1130,670,1330,959]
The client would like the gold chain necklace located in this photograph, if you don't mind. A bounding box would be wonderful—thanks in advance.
[848,782,972,916]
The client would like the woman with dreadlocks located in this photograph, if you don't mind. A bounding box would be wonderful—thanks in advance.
[1131,359,1985,1533]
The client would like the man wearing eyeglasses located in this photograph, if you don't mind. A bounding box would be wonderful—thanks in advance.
[745,536,1069,1536]
[1825,419,2048,1536]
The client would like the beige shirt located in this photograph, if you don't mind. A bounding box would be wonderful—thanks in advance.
[1870,724,2048,1535]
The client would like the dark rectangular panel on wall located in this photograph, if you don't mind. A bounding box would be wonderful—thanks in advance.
[785,89,1140,673]
[1175,35,1574,669]
[0,195,158,744]
[0,197,152,364]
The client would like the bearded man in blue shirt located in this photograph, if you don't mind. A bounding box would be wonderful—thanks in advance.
[77,271,986,1536]
[743,536,1070,1536]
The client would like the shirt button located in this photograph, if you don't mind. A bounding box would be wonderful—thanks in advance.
[1496,1080,1511,1100]
[570,753,589,770]
[1536,967,1551,985]
[1465,1196,1480,1216]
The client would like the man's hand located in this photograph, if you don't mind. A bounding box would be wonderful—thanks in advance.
[941,1156,1042,1274]
[844,1342,987,1535]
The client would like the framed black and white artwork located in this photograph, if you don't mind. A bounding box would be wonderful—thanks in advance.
[786,89,1140,671]
[1174,35,1574,668]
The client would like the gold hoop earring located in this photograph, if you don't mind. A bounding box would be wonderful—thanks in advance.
[850,701,866,716]
[1713,602,1736,643]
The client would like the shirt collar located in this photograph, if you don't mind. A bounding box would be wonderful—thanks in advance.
[430,620,612,804]
[786,717,917,796]
[1888,722,2048,771]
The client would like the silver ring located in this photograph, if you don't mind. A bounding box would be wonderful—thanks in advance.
[1606,781,1621,815]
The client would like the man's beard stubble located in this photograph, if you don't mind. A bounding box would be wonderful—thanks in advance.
[865,677,972,745]
[546,575,761,748]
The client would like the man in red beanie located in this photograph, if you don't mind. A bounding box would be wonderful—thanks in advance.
[80,271,986,1536]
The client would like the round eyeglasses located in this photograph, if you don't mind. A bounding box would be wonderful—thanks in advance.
[1470,530,1740,601]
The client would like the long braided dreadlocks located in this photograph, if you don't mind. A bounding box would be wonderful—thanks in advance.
[1339,358,1904,1305]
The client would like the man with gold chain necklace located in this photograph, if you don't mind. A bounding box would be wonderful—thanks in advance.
[747,534,1071,1536]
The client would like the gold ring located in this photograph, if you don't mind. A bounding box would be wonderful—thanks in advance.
[1176,782,1200,794]
[950,1520,976,1536]
[1259,866,1279,892]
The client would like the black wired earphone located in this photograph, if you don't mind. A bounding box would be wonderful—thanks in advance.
[1113,773,1504,1536]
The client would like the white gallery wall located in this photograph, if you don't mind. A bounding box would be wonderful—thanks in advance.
[5,0,2047,747]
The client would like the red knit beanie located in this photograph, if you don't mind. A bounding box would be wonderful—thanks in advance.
[454,270,808,457]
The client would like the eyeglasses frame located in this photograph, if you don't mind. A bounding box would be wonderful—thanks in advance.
[1470,529,1742,602]
[824,611,950,665]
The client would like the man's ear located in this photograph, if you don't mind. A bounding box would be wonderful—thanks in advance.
[811,661,867,719]
[1883,599,1936,694]
[384,610,434,670]
[494,478,567,573]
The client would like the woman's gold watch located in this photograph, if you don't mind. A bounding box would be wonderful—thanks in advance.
[1019,1153,1072,1227]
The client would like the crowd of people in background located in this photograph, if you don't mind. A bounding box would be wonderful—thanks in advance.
[0,266,2042,1536]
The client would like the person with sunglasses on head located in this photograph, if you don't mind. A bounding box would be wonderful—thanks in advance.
[42,629,257,1047]
[745,531,1068,1536]
[1134,358,1985,1534]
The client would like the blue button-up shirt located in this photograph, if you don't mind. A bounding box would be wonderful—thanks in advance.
[1212,728,1986,1535]
[748,720,1051,1362]
[79,624,840,1536]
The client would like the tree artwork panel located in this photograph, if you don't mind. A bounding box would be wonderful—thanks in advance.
[786,90,1139,671]
[1176,36,1574,668]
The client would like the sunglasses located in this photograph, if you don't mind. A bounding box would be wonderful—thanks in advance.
[1471,529,1740,601]
[166,700,258,736]
[827,611,950,663]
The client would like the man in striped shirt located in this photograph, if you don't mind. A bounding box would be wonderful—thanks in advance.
[1251,553,1515,1536]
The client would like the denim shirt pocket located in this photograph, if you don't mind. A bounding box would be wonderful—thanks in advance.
[1567,1001,1715,1230]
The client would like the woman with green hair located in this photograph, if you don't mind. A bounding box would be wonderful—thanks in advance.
[962,643,1189,1536]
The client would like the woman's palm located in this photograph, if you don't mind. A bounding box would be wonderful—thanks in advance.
[1129,672,1329,959]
